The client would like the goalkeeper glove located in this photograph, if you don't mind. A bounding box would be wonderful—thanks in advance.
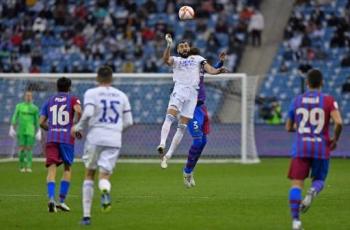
[165,33,173,48]
[9,125,16,138]
[35,129,42,141]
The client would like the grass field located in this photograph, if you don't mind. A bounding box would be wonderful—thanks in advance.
[0,159,349,230]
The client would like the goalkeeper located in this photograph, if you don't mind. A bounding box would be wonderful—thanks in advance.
[9,90,41,172]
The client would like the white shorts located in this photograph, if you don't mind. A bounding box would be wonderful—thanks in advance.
[168,86,198,119]
[82,141,121,174]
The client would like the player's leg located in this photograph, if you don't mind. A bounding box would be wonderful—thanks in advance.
[164,95,196,160]
[287,158,310,230]
[184,104,208,174]
[25,135,35,172]
[45,142,62,213]
[164,115,189,159]
[81,142,99,225]
[97,147,121,212]
[158,107,178,155]
[56,144,75,211]
[81,168,96,225]
[300,159,329,213]
[17,134,26,172]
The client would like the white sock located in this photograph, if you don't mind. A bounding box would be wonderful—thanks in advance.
[82,180,94,218]
[160,114,176,146]
[165,123,187,159]
[98,179,111,192]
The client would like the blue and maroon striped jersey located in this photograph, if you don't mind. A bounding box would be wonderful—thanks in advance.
[288,91,338,159]
[40,93,80,145]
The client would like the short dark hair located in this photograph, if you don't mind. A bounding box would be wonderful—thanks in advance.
[97,65,113,83]
[307,69,323,89]
[57,77,71,92]
[176,40,190,49]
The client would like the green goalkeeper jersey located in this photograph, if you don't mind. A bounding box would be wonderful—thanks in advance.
[11,102,39,136]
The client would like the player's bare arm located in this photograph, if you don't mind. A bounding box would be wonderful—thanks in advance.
[285,119,296,132]
[39,115,48,131]
[71,104,94,137]
[163,34,174,66]
[203,62,228,75]
[330,109,343,150]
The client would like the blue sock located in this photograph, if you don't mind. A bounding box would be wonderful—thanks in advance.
[59,180,70,203]
[311,180,324,194]
[184,136,206,174]
[289,187,302,220]
[47,182,55,200]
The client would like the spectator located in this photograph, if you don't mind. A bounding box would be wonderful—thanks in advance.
[266,101,282,125]
[248,9,264,46]
[342,76,350,93]
[341,53,350,67]
[32,17,47,32]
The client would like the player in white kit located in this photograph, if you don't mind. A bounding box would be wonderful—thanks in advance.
[157,34,227,162]
[71,66,133,225]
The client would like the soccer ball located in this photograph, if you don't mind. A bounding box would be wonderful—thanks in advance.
[178,6,195,20]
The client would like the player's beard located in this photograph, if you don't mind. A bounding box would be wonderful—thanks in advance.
[179,51,189,58]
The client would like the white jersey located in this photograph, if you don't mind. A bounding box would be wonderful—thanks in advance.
[172,55,206,88]
[83,86,132,147]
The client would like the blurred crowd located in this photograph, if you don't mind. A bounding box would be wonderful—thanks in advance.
[0,0,261,74]
[281,0,350,66]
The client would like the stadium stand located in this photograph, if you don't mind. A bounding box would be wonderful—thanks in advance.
[0,0,261,74]
[0,0,262,124]
[258,0,350,124]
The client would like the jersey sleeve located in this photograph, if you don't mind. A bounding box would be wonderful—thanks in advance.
[288,98,296,122]
[71,96,81,107]
[84,90,95,107]
[40,100,49,118]
[213,60,224,69]
[198,55,207,66]
[327,96,338,112]
[34,105,39,129]
[11,104,19,125]
[122,94,133,129]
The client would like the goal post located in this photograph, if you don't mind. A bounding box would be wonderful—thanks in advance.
[0,73,259,163]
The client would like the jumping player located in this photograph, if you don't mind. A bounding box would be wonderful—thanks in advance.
[71,66,133,225]
[160,47,226,188]
[285,69,343,230]
[9,90,41,172]
[40,77,82,212]
[157,34,227,169]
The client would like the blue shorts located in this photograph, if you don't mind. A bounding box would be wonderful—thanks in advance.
[187,104,210,138]
[46,142,75,167]
[288,157,329,181]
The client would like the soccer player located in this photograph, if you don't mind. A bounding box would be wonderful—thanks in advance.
[285,69,343,230]
[9,90,41,172]
[39,77,82,212]
[71,66,133,225]
[157,34,227,167]
[160,47,226,188]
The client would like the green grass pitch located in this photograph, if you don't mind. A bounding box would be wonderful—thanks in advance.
[0,159,349,230]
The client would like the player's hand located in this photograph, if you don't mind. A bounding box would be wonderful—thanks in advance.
[219,52,226,62]
[165,33,173,47]
[71,125,83,139]
[74,131,83,139]
[329,138,337,151]
[218,67,229,73]
[9,125,16,138]
[35,129,42,141]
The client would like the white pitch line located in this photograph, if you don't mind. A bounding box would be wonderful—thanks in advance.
[0,158,250,164]
[0,194,210,199]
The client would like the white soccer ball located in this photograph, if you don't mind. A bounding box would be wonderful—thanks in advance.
[178,6,195,20]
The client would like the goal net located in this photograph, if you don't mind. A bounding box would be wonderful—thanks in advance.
[0,73,259,163]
